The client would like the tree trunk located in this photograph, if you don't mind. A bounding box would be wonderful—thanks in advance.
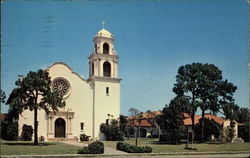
[34,107,38,145]
[191,111,195,133]
[139,125,140,138]
[201,110,205,143]
[158,127,160,139]
[191,110,195,148]
[135,129,138,146]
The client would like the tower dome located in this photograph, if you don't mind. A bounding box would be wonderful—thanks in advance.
[95,28,113,38]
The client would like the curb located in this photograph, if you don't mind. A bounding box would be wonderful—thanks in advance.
[2,151,250,158]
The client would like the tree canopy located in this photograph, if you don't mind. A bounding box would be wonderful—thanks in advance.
[7,69,65,145]
[172,63,238,143]
[236,107,250,123]
[157,97,185,144]
[1,90,6,103]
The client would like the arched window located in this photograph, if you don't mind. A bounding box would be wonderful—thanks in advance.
[95,43,97,52]
[92,63,94,76]
[103,43,109,54]
[103,61,111,77]
[106,87,109,95]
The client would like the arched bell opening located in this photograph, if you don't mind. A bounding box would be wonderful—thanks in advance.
[103,43,109,54]
[103,61,111,77]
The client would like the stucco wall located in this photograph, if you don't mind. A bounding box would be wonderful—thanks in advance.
[18,63,95,140]
[93,78,120,139]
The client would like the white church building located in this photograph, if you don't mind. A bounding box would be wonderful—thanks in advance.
[18,28,121,141]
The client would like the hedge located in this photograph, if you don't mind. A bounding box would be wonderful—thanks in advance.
[77,141,104,154]
[116,142,152,153]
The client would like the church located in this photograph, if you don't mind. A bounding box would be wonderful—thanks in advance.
[18,28,121,141]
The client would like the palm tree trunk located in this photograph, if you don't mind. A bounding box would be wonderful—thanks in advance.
[34,107,38,145]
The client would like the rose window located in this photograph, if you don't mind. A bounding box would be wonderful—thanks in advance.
[52,78,70,96]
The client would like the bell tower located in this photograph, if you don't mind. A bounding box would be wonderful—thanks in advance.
[89,26,118,78]
[88,25,121,139]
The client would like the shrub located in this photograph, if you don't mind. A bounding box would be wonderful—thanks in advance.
[116,142,152,153]
[77,141,104,154]
[88,141,104,154]
[39,136,45,141]
[80,133,90,141]
[238,122,250,142]
[194,118,220,142]
[1,121,18,141]
[21,124,33,141]
[77,147,90,154]
[6,122,18,141]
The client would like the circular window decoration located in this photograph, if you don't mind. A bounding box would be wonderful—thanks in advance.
[52,78,70,97]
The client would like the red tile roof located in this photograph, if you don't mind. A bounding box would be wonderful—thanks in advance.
[183,114,225,126]
[0,114,6,121]
[128,111,225,127]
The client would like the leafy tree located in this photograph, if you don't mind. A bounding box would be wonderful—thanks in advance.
[129,108,139,116]
[1,90,6,103]
[197,64,222,142]
[100,119,124,141]
[128,108,143,146]
[1,103,19,141]
[173,63,238,143]
[194,118,220,141]
[217,79,238,119]
[173,63,204,141]
[238,122,250,142]
[236,107,250,123]
[1,120,18,141]
[6,69,65,145]
[119,115,128,137]
[157,97,185,144]
[221,103,239,142]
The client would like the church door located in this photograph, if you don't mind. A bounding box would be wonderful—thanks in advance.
[55,118,65,138]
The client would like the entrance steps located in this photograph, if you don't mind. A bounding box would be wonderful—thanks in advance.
[47,137,78,142]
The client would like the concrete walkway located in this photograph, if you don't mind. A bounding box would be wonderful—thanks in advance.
[61,141,128,155]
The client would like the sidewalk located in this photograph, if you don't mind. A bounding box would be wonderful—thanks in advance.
[61,141,128,155]
[2,153,250,158]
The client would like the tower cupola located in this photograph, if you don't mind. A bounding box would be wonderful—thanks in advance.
[88,27,119,79]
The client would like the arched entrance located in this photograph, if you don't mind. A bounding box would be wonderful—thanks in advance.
[55,118,65,138]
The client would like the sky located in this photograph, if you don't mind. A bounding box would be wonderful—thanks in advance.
[1,0,249,116]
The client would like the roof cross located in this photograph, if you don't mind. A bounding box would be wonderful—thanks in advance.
[102,21,106,29]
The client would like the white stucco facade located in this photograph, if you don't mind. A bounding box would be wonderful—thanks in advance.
[18,28,121,141]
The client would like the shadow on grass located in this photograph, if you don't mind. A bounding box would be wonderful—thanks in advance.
[206,141,226,145]
[149,139,226,145]
[149,140,188,145]
[3,142,56,146]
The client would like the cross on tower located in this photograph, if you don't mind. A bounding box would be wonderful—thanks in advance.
[102,21,106,29]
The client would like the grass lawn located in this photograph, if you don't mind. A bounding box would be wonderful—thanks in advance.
[102,138,250,153]
[0,139,80,155]
[2,138,250,155]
